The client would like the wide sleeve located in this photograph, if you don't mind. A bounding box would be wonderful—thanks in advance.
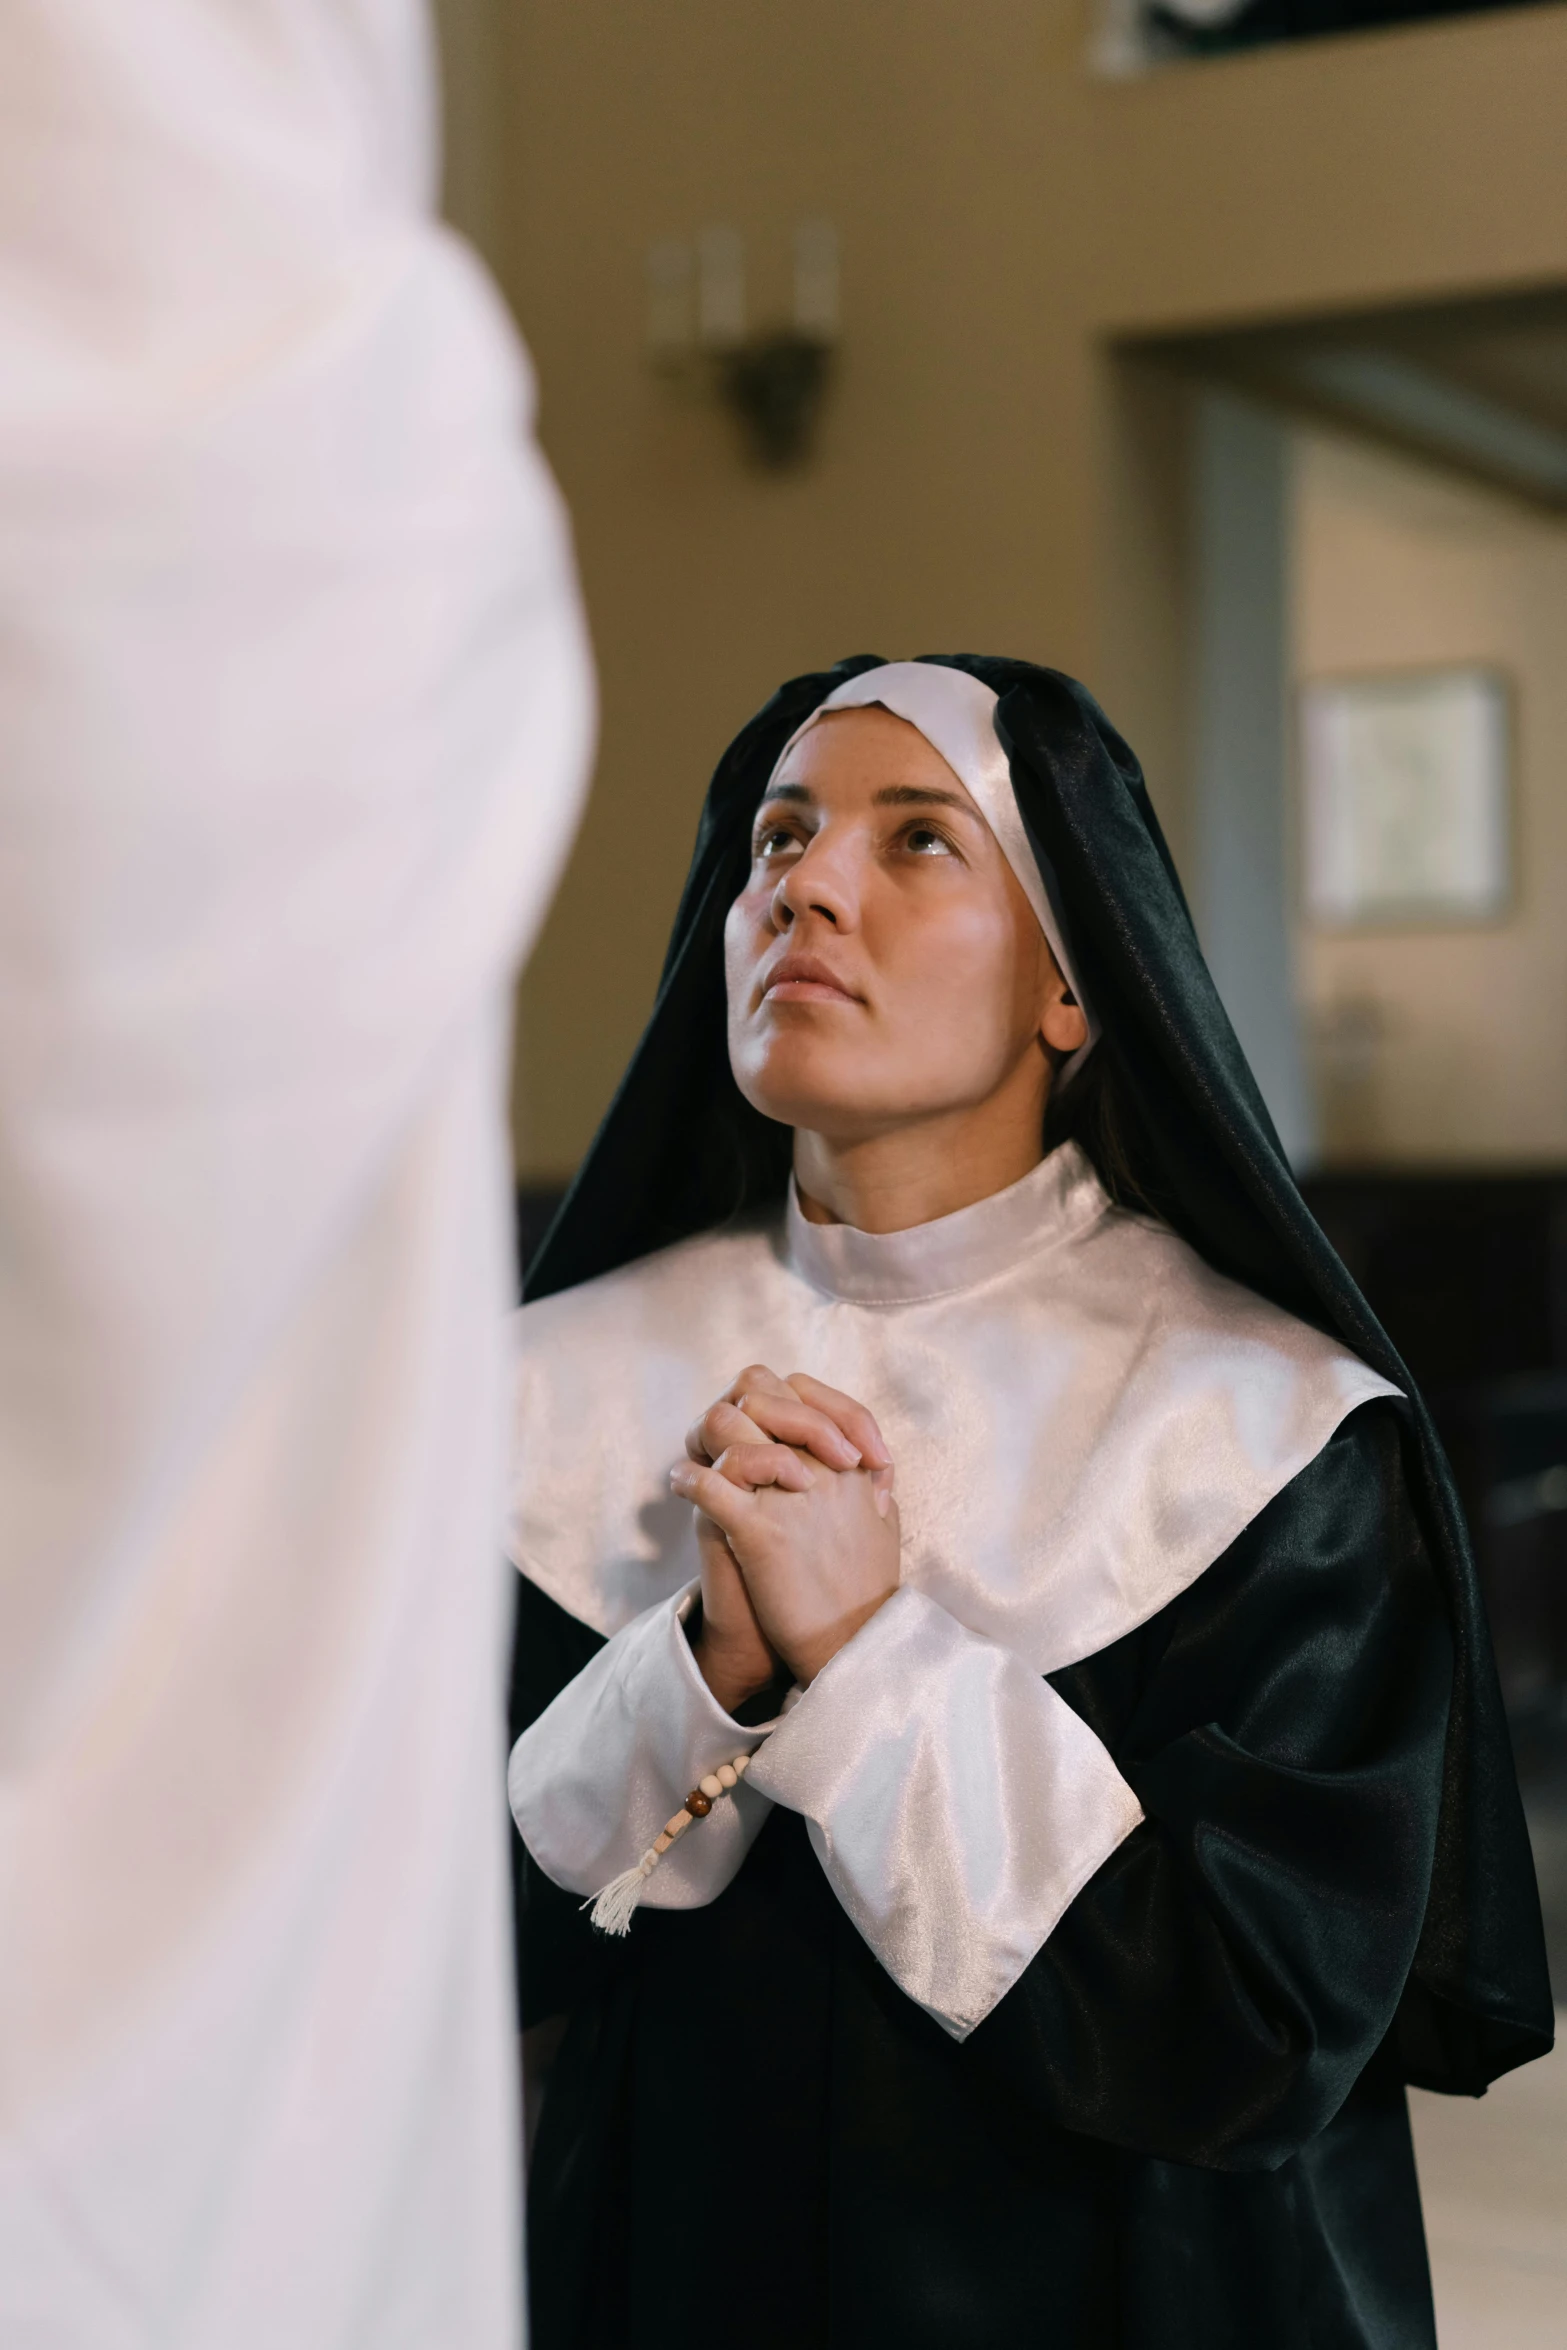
[960,1401,1453,2172]
[745,1586,1144,2038]
[507,1575,777,2024]
[509,1581,776,1904]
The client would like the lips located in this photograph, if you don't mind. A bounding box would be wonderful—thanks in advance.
[760,954,862,1006]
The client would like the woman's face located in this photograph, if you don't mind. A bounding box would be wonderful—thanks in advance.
[725,707,1086,1145]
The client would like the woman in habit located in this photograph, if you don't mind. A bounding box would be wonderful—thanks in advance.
[505,657,1551,2350]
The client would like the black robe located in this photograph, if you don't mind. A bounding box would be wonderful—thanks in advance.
[511,649,1551,2341]
[516,1402,1453,2350]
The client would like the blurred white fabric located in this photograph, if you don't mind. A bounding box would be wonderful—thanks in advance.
[0,4,593,2342]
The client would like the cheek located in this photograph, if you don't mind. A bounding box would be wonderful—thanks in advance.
[723,891,764,1013]
[878,899,1027,1049]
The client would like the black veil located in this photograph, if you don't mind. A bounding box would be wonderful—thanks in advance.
[525,652,1552,2095]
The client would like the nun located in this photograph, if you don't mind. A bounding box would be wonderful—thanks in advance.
[506,657,1551,2349]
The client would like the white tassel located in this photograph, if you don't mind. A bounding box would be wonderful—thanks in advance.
[587,1851,660,1937]
[584,1750,755,1936]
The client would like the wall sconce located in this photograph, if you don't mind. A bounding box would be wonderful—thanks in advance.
[647,220,840,469]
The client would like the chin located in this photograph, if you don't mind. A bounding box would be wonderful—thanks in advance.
[732,1042,921,1139]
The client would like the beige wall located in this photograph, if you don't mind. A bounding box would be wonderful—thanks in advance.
[1293,431,1567,1164]
[456,0,1567,1179]
[431,0,506,256]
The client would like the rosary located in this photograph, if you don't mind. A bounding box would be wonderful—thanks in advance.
[586,1749,758,1936]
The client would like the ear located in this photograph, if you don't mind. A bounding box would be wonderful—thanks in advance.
[1039,959,1089,1058]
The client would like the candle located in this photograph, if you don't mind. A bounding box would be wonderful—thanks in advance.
[646,239,694,362]
[697,226,746,351]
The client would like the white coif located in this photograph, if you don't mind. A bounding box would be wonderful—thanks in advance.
[507,1148,1398,2037]
[0,7,592,2345]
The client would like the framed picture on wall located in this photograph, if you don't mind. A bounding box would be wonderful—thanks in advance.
[1299,666,1512,927]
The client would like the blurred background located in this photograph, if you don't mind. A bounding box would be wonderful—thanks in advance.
[435,3,1565,2335]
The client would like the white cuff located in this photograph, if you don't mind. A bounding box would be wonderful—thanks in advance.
[508,1583,774,1910]
[744,1585,1142,2039]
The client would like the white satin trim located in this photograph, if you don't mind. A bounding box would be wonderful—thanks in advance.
[509,1575,1144,2040]
[508,1584,775,1911]
[506,1143,1401,1677]
[507,1144,1400,2037]
[745,1587,1144,2038]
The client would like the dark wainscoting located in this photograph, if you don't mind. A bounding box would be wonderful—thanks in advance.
[1300,1170,1567,1392]
[1303,1169,1567,1727]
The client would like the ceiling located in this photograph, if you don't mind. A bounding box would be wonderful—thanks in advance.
[1142,287,1567,512]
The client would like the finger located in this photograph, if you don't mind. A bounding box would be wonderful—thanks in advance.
[686,1398,768,1465]
[695,1510,737,1568]
[724,1388,863,1472]
[783,1372,893,1471]
[722,1363,795,1409]
[711,1441,815,1494]
[668,1459,756,1541]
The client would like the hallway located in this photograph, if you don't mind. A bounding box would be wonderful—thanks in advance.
[1413,2020,1566,2345]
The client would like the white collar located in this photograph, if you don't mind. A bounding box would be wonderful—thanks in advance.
[784,1146,1108,1308]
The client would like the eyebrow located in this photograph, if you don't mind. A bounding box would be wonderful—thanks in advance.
[872,783,972,811]
[756,782,974,813]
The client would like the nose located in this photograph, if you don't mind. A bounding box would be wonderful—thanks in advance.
[770,830,859,934]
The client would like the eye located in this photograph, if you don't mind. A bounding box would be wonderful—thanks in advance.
[754,823,801,859]
[903,823,956,858]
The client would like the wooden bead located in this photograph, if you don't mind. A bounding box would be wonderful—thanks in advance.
[653,1832,673,1856]
[716,1763,738,1790]
[663,1811,691,1838]
[699,1774,724,1800]
[732,1753,751,1776]
[685,1789,712,1817]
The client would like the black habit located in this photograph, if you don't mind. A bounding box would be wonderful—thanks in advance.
[510,656,1552,2349]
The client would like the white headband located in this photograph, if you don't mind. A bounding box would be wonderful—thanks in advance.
[769,661,1098,1076]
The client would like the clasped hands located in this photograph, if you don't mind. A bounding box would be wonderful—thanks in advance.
[669,1365,902,1714]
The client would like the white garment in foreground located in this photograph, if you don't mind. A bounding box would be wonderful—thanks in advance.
[0,8,592,2345]
[507,1147,1399,2036]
